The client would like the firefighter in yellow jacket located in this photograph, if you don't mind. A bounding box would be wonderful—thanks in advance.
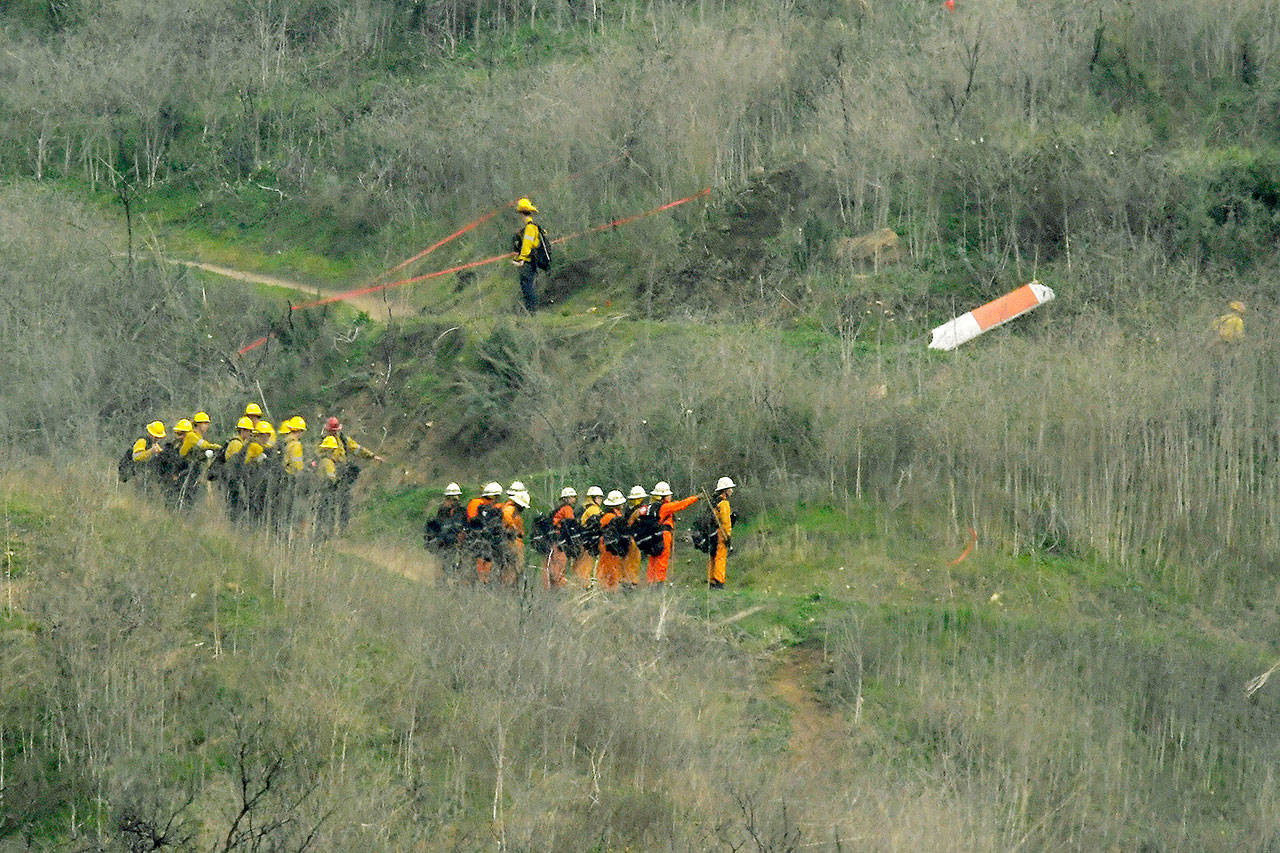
[278,416,308,533]
[1213,300,1245,344]
[622,485,648,591]
[218,416,255,522]
[572,486,604,587]
[313,435,342,538]
[708,477,735,589]
[511,197,543,311]
[129,421,171,489]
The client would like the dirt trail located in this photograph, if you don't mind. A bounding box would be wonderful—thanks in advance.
[332,540,440,584]
[169,257,418,319]
[772,646,845,773]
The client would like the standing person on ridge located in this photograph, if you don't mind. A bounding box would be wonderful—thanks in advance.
[1213,300,1246,344]
[708,477,736,589]
[573,486,605,588]
[546,487,578,589]
[467,482,503,584]
[595,490,627,592]
[426,483,467,583]
[622,485,648,591]
[217,416,255,522]
[511,197,544,311]
[319,415,383,533]
[645,482,700,588]
[499,490,530,587]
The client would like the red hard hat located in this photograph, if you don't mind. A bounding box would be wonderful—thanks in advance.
[325,416,341,431]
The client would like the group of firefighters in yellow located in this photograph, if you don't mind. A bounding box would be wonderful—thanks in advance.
[123,404,383,538]
[425,477,737,590]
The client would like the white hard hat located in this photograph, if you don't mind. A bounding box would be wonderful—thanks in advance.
[604,489,625,507]
[507,480,526,495]
[444,482,462,497]
[560,486,578,499]
[627,485,647,501]
[715,476,736,491]
[651,481,672,497]
[511,490,530,509]
[586,485,604,498]
[482,481,503,497]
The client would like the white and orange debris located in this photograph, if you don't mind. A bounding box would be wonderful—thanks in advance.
[928,281,1055,351]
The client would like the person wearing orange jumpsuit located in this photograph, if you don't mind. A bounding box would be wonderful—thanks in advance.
[546,487,577,589]
[498,490,529,587]
[573,486,604,587]
[595,490,627,592]
[708,477,735,589]
[645,482,700,586]
[467,481,503,583]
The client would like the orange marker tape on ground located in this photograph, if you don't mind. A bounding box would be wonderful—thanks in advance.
[288,187,712,312]
[948,527,978,565]
[237,334,272,355]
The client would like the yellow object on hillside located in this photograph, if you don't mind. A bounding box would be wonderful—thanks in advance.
[1213,301,1245,344]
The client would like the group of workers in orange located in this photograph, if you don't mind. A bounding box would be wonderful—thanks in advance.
[122,404,384,538]
[425,476,737,590]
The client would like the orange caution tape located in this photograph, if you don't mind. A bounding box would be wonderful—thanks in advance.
[236,187,711,355]
[948,527,978,565]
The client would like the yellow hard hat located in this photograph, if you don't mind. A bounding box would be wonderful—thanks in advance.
[255,420,274,436]
[277,421,293,436]
[192,411,211,424]
[1230,300,1246,313]
[319,435,340,450]
[236,416,254,431]
[291,416,307,432]
[516,197,537,214]
[174,419,193,433]
[245,403,264,417]
[146,421,166,439]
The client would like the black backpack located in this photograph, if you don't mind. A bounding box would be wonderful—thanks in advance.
[603,516,630,556]
[557,516,584,559]
[632,505,665,557]
[691,513,718,554]
[530,513,555,554]
[117,441,139,482]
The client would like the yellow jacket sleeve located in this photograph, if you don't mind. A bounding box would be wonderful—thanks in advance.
[244,442,264,464]
[132,437,153,462]
[344,436,377,459]
[716,499,733,540]
[518,219,540,263]
[320,457,337,484]
[225,438,245,460]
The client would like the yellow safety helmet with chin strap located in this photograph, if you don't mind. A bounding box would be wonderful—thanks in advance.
[193,411,211,425]
[236,416,255,431]
[319,435,340,451]
[516,197,537,214]
[146,421,167,439]
[174,419,193,434]
[245,403,264,418]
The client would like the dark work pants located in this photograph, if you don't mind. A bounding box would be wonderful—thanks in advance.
[519,262,537,311]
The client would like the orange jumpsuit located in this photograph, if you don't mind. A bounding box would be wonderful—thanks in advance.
[499,502,524,587]
[647,495,700,584]
[573,502,602,587]
[546,503,575,588]
[708,497,732,585]
[622,502,645,588]
[596,510,623,591]
[466,496,495,583]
